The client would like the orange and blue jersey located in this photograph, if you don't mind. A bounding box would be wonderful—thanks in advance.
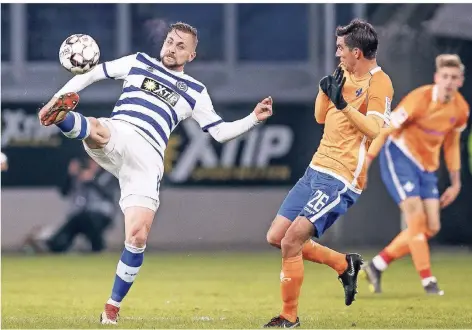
[277,65,394,237]
[379,84,469,203]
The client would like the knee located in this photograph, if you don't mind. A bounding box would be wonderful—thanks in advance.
[427,222,441,237]
[87,117,100,127]
[281,235,299,253]
[403,200,424,218]
[86,117,109,145]
[266,231,282,248]
[126,224,149,248]
[127,232,147,248]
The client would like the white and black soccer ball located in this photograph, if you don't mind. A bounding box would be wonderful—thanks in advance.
[59,34,100,74]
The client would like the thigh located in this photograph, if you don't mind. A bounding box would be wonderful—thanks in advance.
[399,197,428,233]
[379,141,420,204]
[277,168,313,222]
[267,215,293,245]
[118,124,164,213]
[423,198,441,234]
[83,118,124,178]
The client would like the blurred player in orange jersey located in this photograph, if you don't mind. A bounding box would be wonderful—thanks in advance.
[361,54,470,296]
[263,19,393,328]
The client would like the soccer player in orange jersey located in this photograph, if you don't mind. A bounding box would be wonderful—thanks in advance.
[361,54,470,295]
[264,19,393,328]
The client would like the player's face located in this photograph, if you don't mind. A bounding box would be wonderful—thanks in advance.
[434,66,463,100]
[336,36,357,73]
[160,29,197,71]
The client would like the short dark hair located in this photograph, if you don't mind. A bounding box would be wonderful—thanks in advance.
[168,21,198,45]
[336,19,378,60]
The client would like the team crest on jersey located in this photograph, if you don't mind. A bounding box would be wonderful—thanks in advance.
[176,80,188,92]
[141,77,180,107]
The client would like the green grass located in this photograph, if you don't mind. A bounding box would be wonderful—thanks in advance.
[2,250,472,328]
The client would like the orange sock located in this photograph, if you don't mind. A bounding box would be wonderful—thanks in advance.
[374,228,435,271]
[280,255,304,323]
[302,240,347,275]
[383,229,411,261]
[407,212,432,279]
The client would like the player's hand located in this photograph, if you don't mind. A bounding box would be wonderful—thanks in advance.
[440,185,461,209]
[319,67,348,110]
[253,96,273,121]
[38,97,58,126]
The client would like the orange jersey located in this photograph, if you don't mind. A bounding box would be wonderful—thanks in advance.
[312,66,394,191]
[389,84,470,172]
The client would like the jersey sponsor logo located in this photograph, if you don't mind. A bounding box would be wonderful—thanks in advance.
[355,88,363,97]
[141,77,180,107]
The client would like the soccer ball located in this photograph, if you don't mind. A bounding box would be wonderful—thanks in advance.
[59,34,100,74]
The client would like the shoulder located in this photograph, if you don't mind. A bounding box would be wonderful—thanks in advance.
[180,73,207,94]
[404,84,434,102]
[369,68,393,93]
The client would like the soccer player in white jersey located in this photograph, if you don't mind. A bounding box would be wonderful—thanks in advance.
[38,22,273,325]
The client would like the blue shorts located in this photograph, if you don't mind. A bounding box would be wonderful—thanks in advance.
[379,140,439,205]
[277,166,361,238]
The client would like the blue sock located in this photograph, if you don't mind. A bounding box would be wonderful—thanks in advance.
[56,112,91,140]
[108,243,145,307]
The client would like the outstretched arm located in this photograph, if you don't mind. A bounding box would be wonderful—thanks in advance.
[207,97,272,143]
[193,89,273,143]
[53,54,135,97]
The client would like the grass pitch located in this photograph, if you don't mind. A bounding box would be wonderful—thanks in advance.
[2,250,472,328]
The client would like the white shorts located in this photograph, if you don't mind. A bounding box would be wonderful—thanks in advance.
[83,118,164,212]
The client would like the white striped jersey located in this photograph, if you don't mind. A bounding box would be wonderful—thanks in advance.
[100,52,223,160]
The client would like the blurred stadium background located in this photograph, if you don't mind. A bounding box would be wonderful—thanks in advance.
[2,3,472,251]
[2,3,472,328]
